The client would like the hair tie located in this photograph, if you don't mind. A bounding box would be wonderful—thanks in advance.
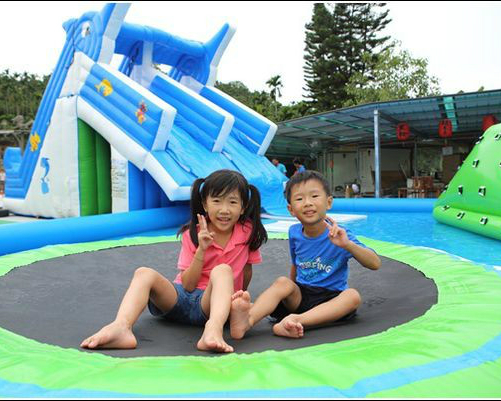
[198,179,205,194]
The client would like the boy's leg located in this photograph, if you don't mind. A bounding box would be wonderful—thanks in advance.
[230,276,303,339]
[198,264,235,353]
[80,267,178,349]
[273,288,361,337]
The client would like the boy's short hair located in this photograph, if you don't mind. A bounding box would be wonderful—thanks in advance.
[285,170,331,203]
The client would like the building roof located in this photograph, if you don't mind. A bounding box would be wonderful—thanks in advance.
[268,89,501,158]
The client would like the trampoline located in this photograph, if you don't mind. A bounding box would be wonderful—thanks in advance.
[0,239,436,358]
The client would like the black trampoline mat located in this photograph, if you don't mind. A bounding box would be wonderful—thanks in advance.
[0,239,437,357]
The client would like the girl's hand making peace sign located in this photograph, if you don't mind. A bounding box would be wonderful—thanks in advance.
[197,214,215,251]
[325,216,350,248]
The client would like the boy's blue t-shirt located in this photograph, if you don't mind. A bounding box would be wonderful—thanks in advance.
[288,223,369,292]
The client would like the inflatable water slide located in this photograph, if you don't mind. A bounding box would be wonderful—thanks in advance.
[3,3,287,219]
[433,123,501,241]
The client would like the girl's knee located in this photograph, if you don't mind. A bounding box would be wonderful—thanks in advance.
[133,267,158,283]
[210,264,233,279]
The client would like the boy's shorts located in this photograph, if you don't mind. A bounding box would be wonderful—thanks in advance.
[148,282,208,327]
[269,282,357,323]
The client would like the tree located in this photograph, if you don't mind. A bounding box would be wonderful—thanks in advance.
[350,3,393,79]
[277,101,315,121]
[215,78,315,122]
[343,43,441,106]
[215,80,278,121]
[303,4,341,111]
[266,75,283,102]
[214,80,255,106]
[266,75,283,120]
[0,69,49,129]
[303,3,392,111]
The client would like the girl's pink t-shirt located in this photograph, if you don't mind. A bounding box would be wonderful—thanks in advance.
[175,221,262,291]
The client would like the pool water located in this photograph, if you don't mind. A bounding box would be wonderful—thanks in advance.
[342,212,501,268]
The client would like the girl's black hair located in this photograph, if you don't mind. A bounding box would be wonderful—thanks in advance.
[178,169,267,251]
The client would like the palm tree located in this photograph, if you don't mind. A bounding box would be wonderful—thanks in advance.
[266,75,283,101]
[266,75,283,120]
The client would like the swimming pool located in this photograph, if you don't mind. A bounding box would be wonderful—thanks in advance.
[343,212,501,268]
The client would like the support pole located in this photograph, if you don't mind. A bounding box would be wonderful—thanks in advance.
[374,109,381,198]
[413,139,418,177]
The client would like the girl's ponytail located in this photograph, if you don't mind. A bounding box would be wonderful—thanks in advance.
[178,178,205,247]
[244,184,268,251]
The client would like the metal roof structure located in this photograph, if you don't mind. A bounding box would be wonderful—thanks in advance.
[268,89,501,158]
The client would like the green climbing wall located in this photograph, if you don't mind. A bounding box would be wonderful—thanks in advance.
[433,124,501,240]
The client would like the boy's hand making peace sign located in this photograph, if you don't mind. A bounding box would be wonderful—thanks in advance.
[325,216,350,249]
[197,214,215,251]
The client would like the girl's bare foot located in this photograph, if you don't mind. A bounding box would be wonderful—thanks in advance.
[273,315,304,338]
[197,320,234,353]
[230,291,252,340]
[231,289,244,301]
[80,321,137,349]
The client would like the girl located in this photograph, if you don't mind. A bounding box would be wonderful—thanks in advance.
[80,169,267,353]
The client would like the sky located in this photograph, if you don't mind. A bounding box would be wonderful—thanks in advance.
[1,1,501,105]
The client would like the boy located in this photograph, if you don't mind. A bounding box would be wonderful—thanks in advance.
[229,170,381,340]
[272,158,288,176]
[292,158,306,176]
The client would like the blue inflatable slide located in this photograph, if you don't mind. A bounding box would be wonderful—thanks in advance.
[3,3,287,224]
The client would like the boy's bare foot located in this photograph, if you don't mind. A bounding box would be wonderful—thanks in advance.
[230,290,252,340]
[80,321,137,349]
[273,315,304,338]
[197,320,234,353]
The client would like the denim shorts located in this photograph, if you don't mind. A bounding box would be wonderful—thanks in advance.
[147,282,208,327]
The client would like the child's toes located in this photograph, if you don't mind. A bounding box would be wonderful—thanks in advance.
[80,337,92,348]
